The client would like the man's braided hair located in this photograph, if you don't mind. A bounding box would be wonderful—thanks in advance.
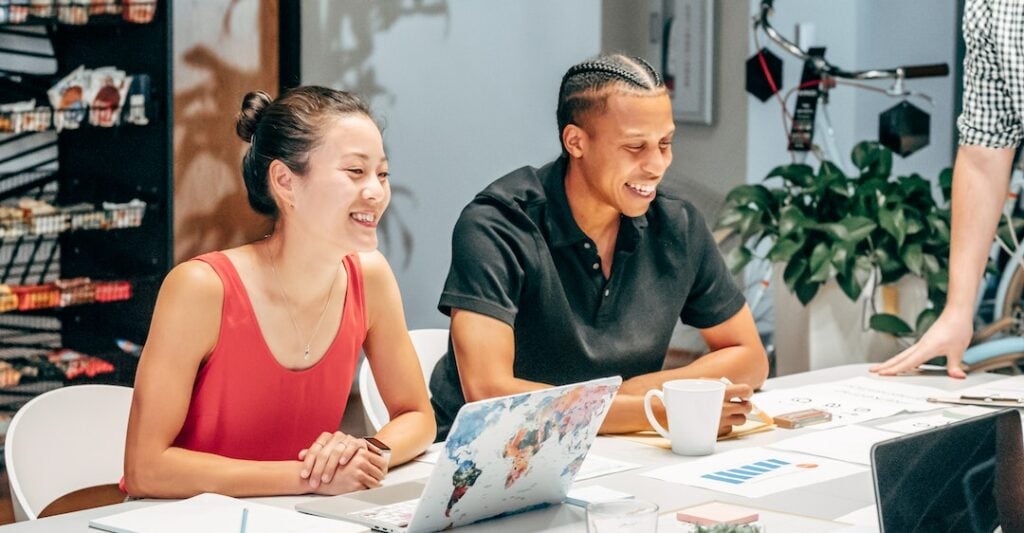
[556,54,665,154]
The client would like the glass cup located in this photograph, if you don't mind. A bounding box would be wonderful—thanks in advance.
[586,500,659,533]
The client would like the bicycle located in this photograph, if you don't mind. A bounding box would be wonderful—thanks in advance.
[732,1,1024,374]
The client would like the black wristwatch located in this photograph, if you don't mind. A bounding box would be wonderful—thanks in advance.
[362,436,392,463]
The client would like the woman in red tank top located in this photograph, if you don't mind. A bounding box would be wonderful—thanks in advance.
[122,87,436,498]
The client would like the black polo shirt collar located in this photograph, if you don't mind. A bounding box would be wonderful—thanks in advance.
[541,156,649,252]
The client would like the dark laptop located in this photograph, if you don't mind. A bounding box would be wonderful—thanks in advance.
[871,409,1024,533]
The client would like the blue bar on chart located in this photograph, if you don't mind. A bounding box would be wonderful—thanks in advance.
[700,458,790,485]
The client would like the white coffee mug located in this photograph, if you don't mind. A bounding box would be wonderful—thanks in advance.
[643,379,725,456]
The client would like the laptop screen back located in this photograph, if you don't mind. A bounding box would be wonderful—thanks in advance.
[872,409,1024,533]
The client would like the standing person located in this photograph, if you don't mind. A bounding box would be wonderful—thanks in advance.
[873,1,1023,378]
[124,86,435,498]
[429,54,768,441]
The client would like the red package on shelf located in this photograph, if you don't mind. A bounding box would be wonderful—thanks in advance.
[46,349,115,380]
[12,284,60,311]
[94,280,132,302]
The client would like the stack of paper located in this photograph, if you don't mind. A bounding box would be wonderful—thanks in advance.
[89,493,365,533]
[752,377,946,429]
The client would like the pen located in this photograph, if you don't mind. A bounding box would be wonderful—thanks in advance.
[960,394,1023,403]
[240,508,248,533]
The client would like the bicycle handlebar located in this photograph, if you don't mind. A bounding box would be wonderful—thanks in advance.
[900,63,950,79]
[757,1,949,81]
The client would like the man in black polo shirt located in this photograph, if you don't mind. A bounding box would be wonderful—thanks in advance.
[429,54,769,440]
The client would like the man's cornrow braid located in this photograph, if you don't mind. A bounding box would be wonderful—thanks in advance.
[560,61,649,92]
[631,56,663,86]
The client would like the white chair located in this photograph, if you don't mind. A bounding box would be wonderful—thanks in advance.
[5,384,133,521]
[359,328,449,431]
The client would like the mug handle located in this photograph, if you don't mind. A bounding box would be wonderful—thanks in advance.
[643,389,671,440]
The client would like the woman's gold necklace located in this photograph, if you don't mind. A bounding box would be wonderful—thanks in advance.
[262,240,340,361]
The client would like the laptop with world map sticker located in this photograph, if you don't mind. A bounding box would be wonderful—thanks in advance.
[296,376,621,532]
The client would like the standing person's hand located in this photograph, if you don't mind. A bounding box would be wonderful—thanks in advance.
[870,309,973,379]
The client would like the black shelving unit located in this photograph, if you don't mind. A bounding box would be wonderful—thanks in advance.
[0,1,172,406]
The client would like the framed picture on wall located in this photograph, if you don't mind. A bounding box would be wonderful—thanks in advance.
[661,0,714,125]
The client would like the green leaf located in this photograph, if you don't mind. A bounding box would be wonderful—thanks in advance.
[926,214,950,242]
[779,205,812,236]
[939,167,953,203]
[905,216,924,235]
[915,308,939,336]
[900,243,924,276]
[851,141,878,171]
[837,256,873,300]
[768,164,815,188]
[715,207,745,230]
[870,313,914,336]
[725,184,773,210]
[818,160,846,180]
[808,242,833,282]
[725,245,753,274]
[783,257,808,293]
[768,238,803,263]
[879,207,907,246]
[795,279,821,305]
[813,217,875,243]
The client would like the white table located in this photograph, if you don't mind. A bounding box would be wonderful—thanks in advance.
[0,364,1008,532]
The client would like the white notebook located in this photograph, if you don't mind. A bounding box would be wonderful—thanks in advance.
[89,493,366,533]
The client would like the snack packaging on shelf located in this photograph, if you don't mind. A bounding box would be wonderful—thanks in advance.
[46,348,114,380]
[56,0,89,25]
[29,0,52,17]
[86,67,131,127]
[103,198,145,228]
[0,285,18,313]
[0,100,50,134]
[0,361,21,388]
[1,1,30,24]
[48,65,89,131]
[56,277,95,307]
[94,280,131,302]
[12,283,60,311]
[125,73,150,125]
[121,0,152,23]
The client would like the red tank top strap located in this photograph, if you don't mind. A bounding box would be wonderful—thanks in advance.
[342,253,367,334]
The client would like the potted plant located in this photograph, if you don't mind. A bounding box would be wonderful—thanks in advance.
[715,141,952,338]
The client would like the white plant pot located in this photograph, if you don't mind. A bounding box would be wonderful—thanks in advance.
[772,266,928,375]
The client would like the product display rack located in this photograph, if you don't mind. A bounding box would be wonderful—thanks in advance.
[0,1,172,426]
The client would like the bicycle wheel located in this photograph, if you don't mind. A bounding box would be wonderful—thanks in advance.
[997,256,1024,325]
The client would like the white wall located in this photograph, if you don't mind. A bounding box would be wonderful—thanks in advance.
[746,0,958,183]
[301,0,600,328]
[853,1,958,180]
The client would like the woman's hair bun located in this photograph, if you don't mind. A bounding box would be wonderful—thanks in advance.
[235,91,273,142]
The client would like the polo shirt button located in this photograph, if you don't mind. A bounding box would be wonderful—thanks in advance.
[584,242,592,249]
[604,289,610,296]
[592,262,600,270]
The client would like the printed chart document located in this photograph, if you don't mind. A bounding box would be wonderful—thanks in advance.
[639,447,866,498]
[767,425,899,465]
[753,377,946,429]
[89,493,365,533]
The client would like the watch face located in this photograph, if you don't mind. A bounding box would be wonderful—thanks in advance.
[363,437,391,452]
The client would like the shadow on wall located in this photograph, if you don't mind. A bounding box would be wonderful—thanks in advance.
[304,0,450,269]
[172,0,278,263]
